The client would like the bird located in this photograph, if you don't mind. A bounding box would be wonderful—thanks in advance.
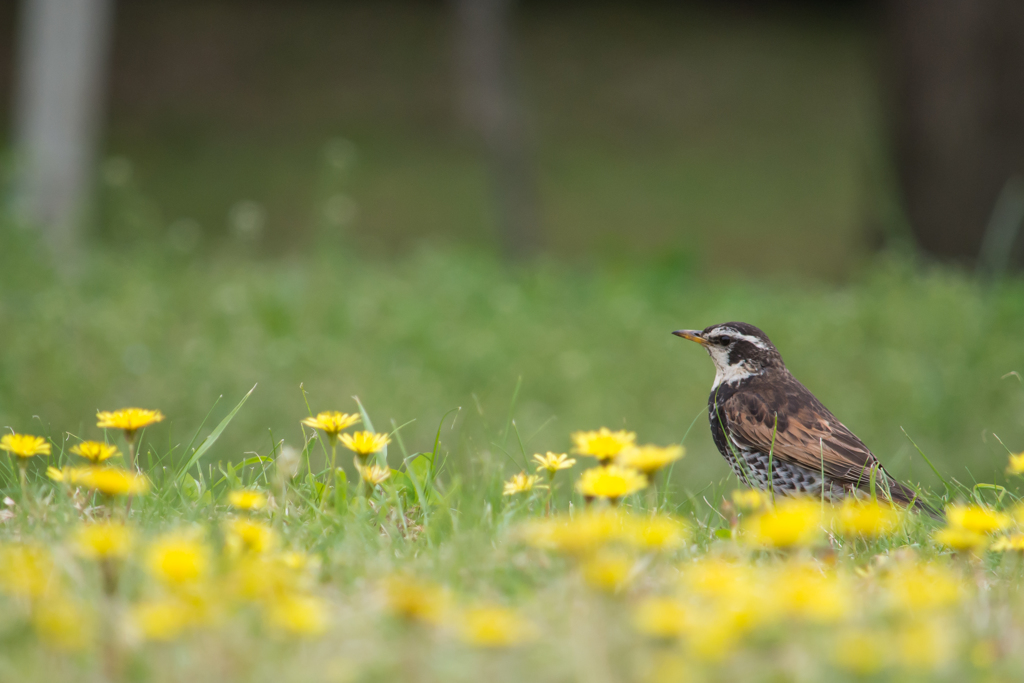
[673,322,936,515]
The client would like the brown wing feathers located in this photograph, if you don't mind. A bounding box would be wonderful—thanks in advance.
[722,383,913,502]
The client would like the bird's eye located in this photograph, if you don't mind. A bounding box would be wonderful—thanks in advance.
[716,336,732,346]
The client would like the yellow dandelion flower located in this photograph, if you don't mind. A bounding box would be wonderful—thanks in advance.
[626,514,690,551]
[633,597,688,639]
[581,551,634,592]
[742,498,822,548]
[616,444,685,474]
[933,526,989,552]
[577,465,648,501]
[885,562,965,611]
[571,427,636,462]
[132,599,193,642]
[33,598,92,651]
[1007,451,1024,475]
[74,522,133,560]
[458,606,535,648]
[356,463,391,487]
[834,498,902,538]
[147,533,210,586]
[228,489,268,511]
[301,411,360,436]
[381,576,449,624]
[990,534,1024,551]
[69,441,120,463]
[69,466,149,497]
[518,509,625,556]
[267,594,329,636]
[731,488,768,511]
[503,472,542,496]
[532,452,575,474]
[772,562,851,622]
[0,544,55,598]
[945,503,1010,534]
[95,408,165,437]
[0,433,51,459]
[339,431,390,459]
[681,557,759,601]
[226,519,277,555]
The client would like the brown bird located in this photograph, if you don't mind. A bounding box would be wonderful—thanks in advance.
[674,322,936,514]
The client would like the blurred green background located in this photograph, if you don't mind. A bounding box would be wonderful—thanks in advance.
[0,0,1022,497]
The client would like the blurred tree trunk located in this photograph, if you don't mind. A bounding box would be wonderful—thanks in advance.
[454,0,542,258]
[887,0,1024,267]
[11,0,115,258]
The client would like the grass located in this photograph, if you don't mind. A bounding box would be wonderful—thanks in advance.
[2,228,1024,679]
[1,229,1022,497]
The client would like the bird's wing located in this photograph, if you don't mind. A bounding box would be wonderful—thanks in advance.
[717,383,882,487]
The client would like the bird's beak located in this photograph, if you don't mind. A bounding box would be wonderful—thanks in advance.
[672,329,708,345]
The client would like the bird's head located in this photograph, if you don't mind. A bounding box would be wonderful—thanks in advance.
[672,322,785,387]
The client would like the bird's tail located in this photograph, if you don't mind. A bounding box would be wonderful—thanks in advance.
[885,478,943,520]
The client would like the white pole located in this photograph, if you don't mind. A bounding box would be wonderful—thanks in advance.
[12,0,115,256]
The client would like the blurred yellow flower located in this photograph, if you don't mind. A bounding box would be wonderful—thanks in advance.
[267,594,329,636]
[532,452,575,474]
[96,408,165,437]
[301,411,360,437]
[772,562,851,622]
[69,441,120,463]
[226,519,277,555]
[742,498,822,548]
[340,431,390,459]
[1006,451,1024,475]
[632,596,688,639]
[132,598,193,641]
[357,463,391,487]
[74,522,133,560]
[627,514,689,551]
[458,606,535,648]
[945,503,1010,534]
[46,466,67,482]
[681,557,758,601]
[990,534,1024,552]
[147,533,210,585]
[381,576,449,624]
[933,526,989,552]
[33,598,91,651]
[0,433,51,459]
[731,488,768,512]
[581,551,633,592]
[577,465,647,501]
[503,472,542,496]
[884,562,964,611]
[70,466,149,496]
[617,444,685,474]
[0,544,55,598]
[835,498,902,538]
[571,427,636,462]
[228,489,268,511]
[519,509,624,555]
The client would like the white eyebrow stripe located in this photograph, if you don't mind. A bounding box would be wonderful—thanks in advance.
[709,328,770,350]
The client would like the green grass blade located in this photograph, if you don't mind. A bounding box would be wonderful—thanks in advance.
[175,384,257,485]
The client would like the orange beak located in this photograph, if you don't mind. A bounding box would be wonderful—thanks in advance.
[672,329,708,345]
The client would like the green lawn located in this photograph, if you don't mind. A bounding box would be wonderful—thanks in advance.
[1,230,1021,498]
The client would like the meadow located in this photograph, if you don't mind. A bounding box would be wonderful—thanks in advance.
[1,227,1024,681]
